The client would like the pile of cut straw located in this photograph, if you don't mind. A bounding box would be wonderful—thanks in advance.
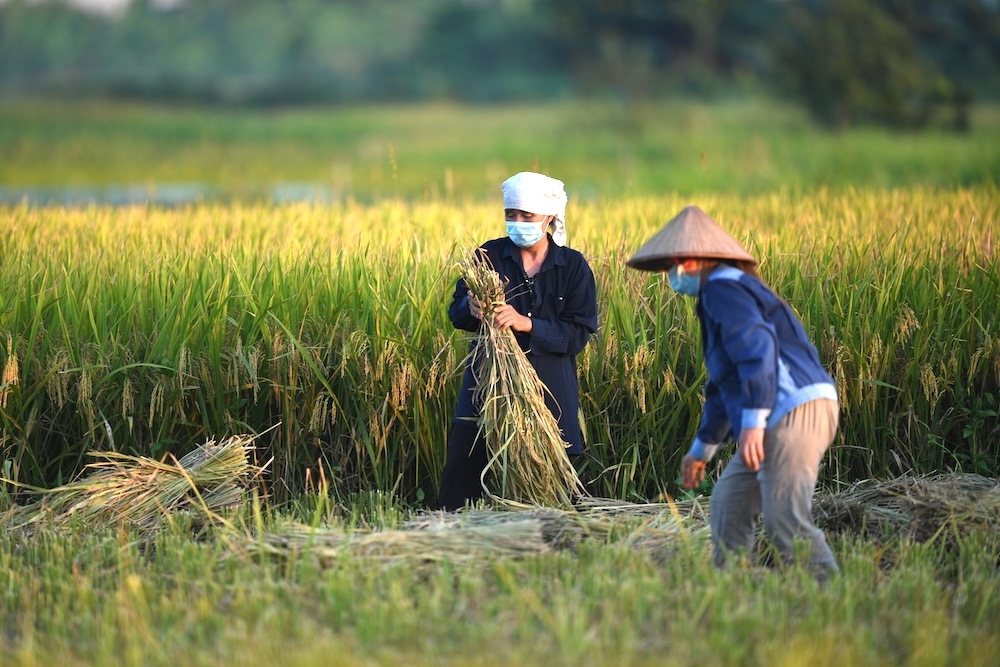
[230,475,1000,567]
[458,249,585,508]
[404,507,609,551]
[239,517,553,563]
[813,473,1000,546]
[9,435,261,534]
[407,500,711,555]
[235,500,712,565]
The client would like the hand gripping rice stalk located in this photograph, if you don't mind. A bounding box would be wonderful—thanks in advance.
[457,249,585,508]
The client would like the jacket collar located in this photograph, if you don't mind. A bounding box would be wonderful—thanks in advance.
[501,234,567,271]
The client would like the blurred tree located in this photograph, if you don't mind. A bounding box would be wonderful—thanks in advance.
[395,0,573,101]
[881,0,1000,131]
[545,0,743,98]
[0,0,997,125]
[776,0,933,129]
[775,0,1000,129]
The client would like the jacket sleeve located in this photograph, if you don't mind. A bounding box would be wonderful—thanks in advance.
[701,279,778,429]
[527,256,598,356]
[691,379,731,461]
[448,274,482,333]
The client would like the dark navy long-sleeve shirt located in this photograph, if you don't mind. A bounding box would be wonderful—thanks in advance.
[449,235,599,454]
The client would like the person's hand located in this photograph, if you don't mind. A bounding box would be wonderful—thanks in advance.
[490,303,532,332]
[468,291,483,320]
[739,427,765,471]
[682,453,707,490]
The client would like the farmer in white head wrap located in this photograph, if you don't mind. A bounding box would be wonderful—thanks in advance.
[501,171,568,246]
[438,171,598,510]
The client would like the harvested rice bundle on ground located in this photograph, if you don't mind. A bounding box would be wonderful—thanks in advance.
[458,250,585,508]
[244,503,711,565]
[572,495,710,522]
[239,518,552,563]
[568,497,713,559]
[9,435,261,534]
[405,507,611,550]
[407,498,710,553]
[813,473,1000,546]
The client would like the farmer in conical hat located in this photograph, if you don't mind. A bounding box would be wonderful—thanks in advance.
[437,171,598,510]
[628,205,841,579]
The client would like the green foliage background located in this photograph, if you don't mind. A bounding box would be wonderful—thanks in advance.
[2,0,999,127]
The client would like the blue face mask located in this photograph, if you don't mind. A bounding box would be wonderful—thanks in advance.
[667,264,701,296]
[506,220,546,248]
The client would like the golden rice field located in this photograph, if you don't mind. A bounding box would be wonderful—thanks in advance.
[1,186,997,505]
[1,96,999,665]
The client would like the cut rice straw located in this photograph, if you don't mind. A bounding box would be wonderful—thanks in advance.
[813,472,1000,547]
[235,499,712,565]
[457,248,585,508]
[234,475,999,567]
[240,518,553,563]
[7,434,264,534]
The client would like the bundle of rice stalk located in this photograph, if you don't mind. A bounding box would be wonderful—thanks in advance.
[405,507,614,550]
[12,435,261,534]
[239,519,551,563]
[458,249,584,508]
[572,495,710,523]
[813,473,1000,545]
[403,503,709,557]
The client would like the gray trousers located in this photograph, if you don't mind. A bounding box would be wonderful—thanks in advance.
[709,399,840,574]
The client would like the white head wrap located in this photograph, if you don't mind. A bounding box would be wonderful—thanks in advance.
[501,171,568,246]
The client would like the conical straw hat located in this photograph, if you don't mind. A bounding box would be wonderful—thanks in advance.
[626,205,756,272]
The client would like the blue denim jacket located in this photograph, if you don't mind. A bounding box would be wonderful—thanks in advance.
[689,266,837,461]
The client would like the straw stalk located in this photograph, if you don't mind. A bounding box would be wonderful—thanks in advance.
[458,249,585,508]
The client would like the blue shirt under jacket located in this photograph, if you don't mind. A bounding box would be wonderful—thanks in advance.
[449,236,599,455]
[689,266,838,461]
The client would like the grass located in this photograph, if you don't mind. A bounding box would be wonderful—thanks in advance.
[0,98,997,199]
[1,494,998,666]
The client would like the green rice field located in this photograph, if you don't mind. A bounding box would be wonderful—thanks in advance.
[2,188,997,502]
[1,99,998,666]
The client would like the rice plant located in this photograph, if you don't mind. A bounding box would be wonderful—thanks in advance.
[0,187,997,504]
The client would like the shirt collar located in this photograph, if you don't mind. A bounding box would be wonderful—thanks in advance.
[502,234,567,270]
